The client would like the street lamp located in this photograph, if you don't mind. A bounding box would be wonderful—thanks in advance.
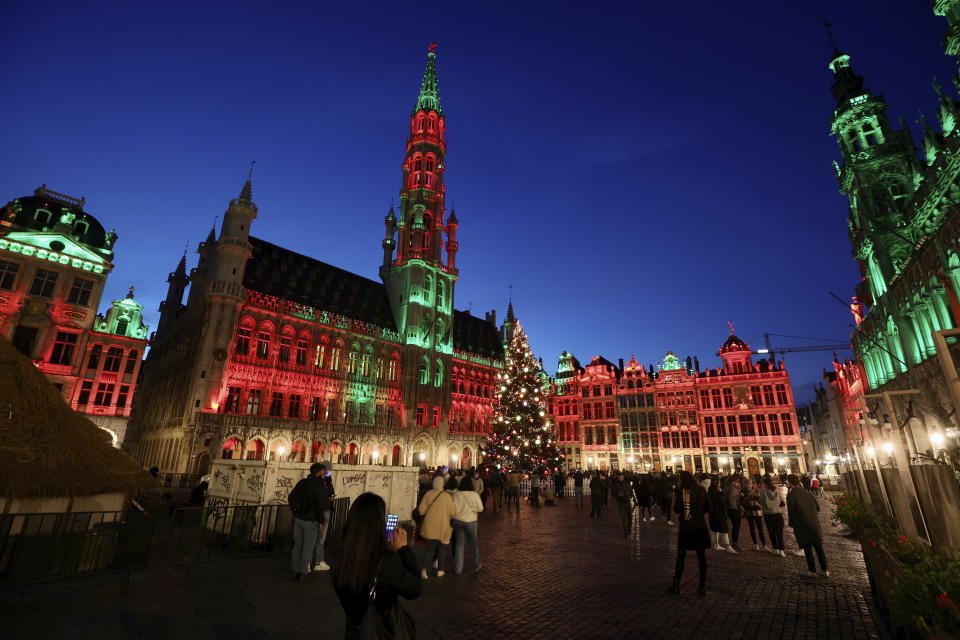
[866,446,876,457]
[931,432,945,448]
[372,450,379,464]
[277,446,285,457]
[882,442,894,456]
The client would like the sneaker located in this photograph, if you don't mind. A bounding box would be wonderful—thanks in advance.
[823,570,831,577]
[799,570,817,577]
[312,561,330,571]
[436,570,445,577]
[792,549,806,557]
[713,545,724,551]
[779,550,786,557]
[725,546,738,554]
[763,546,773,554]
[668,520,675,526]
[754,544,760,551]
[473,563,483,572]
[433,559,438,569]
[421,569,428,579]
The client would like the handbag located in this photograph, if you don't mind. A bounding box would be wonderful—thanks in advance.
[412,492,440,537]
[353,571,417,639]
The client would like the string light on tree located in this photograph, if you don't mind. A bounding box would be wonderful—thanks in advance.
[480,319,562,473]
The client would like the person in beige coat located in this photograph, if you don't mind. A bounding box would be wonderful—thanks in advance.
[417,475,455,578]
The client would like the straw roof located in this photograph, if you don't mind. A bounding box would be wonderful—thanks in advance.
[0,334,156,499]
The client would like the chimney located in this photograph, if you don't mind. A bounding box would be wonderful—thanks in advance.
[618,358,624,371]
[485,309,497,326]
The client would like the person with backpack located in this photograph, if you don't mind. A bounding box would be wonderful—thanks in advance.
[289,462,333,581]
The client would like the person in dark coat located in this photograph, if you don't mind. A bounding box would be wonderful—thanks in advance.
[612,471,634,537]
[706,477,735,552]
[655,473,674,524]
[589,472,605,518]
[635,475,654,521]
[786,474,829,577]
[329,492,421,639]
[667,471,710,595]
[290,462,333,580]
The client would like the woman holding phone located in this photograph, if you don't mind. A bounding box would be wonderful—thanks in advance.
[330,492,422,639]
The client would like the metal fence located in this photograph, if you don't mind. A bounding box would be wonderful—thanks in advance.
[0,497,351,586]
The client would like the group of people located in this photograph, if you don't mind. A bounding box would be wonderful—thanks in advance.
[414,468,485,578]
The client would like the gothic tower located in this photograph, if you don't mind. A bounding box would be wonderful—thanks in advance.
[828,41,921,309]
[380,47,458,425]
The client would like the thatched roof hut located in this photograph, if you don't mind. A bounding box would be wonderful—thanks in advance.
[0,334,155,507]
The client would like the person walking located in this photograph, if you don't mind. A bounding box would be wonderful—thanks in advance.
[722,476,743,548]
[612,471,635,537]
[589,472,605,518]
[530,472,542,506]
[635,475,654,521]
[312,465,336,572]
[667,471,710,596]
[329,492,421,639]
[289,462,332,581]
[554,469,565,499]
[489,467,504,512]
[787,474,829,577]
[761,475,786,557]
[740,479,770,552]
[706,477,735,553]
[655,473,673,524]
[506,469,521,511]
[417,475,456,578]
[452,476,484,574]
[573,468,585,508]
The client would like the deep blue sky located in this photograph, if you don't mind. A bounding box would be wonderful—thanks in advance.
[1,1,955,404]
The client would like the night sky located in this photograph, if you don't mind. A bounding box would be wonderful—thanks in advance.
[1,1,956,404]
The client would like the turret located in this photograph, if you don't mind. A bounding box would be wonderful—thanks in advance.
[157,253,189,334]
[718,330,752,375]
[208,175,257,301]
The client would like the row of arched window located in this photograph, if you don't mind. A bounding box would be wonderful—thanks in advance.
[451,367,492,398]
[407,152,438,190]
[233,318,400,382]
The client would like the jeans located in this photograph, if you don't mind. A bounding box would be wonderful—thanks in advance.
[492,487,503,510]
[727,509,742,545]
[803,542,828,572]
[660,498,671,519]
[616,501,634,535]
[574,486,583,507]
[506,487,520,510]
[674,546,707,585]
[292,517,319,574]
[452,520,480,573]
[312,510,331,564]
[763,513,784,550]
[422,539,448,574]
[746,515,766,545]
[555,481,564,498]
[590,496,603,518]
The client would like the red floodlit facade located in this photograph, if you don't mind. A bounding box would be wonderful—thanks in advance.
[0,186,149,446]
[548,333,805,474]
[124,48,503,476]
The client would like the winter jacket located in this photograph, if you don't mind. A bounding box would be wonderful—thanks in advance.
[471,476,484,494]
[453,490,484,523]
[761,488,783,515]
[673,487,711,550]
[707,486,728,533]
[418,477,456,544]
[740,485,763,518]
[721,483,740,510]
[786,486,823,546]
[291,475,332,522]
[612,479,633,504]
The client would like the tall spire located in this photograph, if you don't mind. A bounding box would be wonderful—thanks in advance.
[414,43,443,116]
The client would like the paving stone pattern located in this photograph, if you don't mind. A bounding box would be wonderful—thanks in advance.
[3,490,883,639]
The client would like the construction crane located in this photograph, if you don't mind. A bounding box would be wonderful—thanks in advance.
[753,333,851,361]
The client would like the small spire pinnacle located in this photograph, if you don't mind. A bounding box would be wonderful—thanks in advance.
[126,285,135,299]
[207,217,217,244]
[414,44,443,116]
[239,159,255,202]
[728,321,735,335]
[823,17,840,57]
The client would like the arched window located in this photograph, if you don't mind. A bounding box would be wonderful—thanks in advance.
[435,317,444,346]
[221,437,241,459]
[434,360,443,387]
[34,209,53,227]
[245,438,265,460]
[416,115,424,133]
[422,213,432,250]
[419,357,430,385]
[425,156,435,188]
[412,155,424,187]
[436,280,444,308]
[388,353,400,382]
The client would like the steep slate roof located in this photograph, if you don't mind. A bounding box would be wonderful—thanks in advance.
[453,310,502,359]
[244,237,502,359]
[245,236,396,329]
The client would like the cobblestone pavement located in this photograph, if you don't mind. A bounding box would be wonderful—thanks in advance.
[3,490,883,640]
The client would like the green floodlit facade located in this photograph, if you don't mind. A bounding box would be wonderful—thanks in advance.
[829,3,960,434]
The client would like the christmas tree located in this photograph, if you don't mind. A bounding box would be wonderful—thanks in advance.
[482,320,563,473]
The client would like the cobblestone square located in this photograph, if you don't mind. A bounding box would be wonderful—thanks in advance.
[3,491,883,639]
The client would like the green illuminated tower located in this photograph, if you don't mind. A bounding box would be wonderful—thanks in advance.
[381,45,458,429]
[828,42,920,309]
[933,1,960,58]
